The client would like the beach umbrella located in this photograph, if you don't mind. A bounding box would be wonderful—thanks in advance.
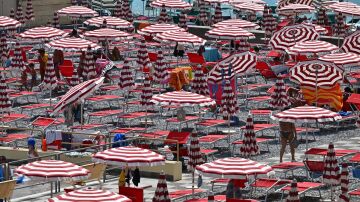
[277,4,315,16]
[118,59,135,90]
[206,26,255,40]
[327,2,360,10]
[158,4,170,23]
[42,54,58,91]
[323,142,340,201]
[137,23,184,36]
[262,5,276,42]
[334,12,345,37]
[0,73,11,114]
[83,46,96,81]
[288,40,338,56]
[141,73,153,107]
[213,19,259,29]
[191,65,209,96]
[53,12,60,28]
[93,146,165,167]
[18,27,68,41]
[150,0,192,10]
[301,22,328,35]
[199,0,208,25]
[317,7,326,26]
[52,77,105,115]
[153,50,168,84]
[83,28,132,41]
[203,0,229,4]
[154,31,206,45]
[339,163,350,202]
[333,7,360,18]
[57,6,99,18]
[25,0,34,21]
[151,91,216,106]
[270,78,290,110]
[270,24,319,52]
[341,31,360,55]
[188,133,204,196]
[0,33,8,64]
[286,179,300,202]
[213,3,222,24]
[46,37,101,51]
[220,80,239,120]
[125,7,134,33]
[208,51,257,84]
[48,187,131,202]
[84,16,132,29]
[152,171,171,202]
[114,0,122,17]
[0,16,21,31]
[196,157,274,179]
[277,0,314,8]
[121,0,132,21]
[9,8,15,19]
[178,12,188,31]
[233,2,264,13]
[240,114,259,157]
[11,42,25,71]
[208,192,214,202]
[319,52,360,69]
[16,3,25,25]
[70,68,80,86]
[137,39,150,71]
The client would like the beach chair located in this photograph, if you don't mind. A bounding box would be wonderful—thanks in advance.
[279,181,324,200]
[0,133,31,147]
[271,162,305,178]
[110,127,147,137]
[138,130,170,139]
[169,189,206,201]
[0,179,16,202]
[245,96,271,109]
[118,111,155,127]
[85,95,122,110]
[303,159,325,181]
[195,119,227,134]
[9,91,40,106]
[99,85,120,94]
[199,134,228,148]
[30,117,64,131]
[239,123,278,139]
[165,116,200,131]
[0,113,30,127]
[249,109,272,123]
[210,178,230,191]
[87,109,123,123]
[305,148,358,161]
[20,103,52,114]
[250,178,291,201]
[70,124,107,131]
[255,61,277,82]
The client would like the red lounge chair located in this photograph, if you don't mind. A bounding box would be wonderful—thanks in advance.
[0,133,30,144]
[0,113,29,127]
[279,181,324,200]
[88,109,123,123]
[271,162,305,178]
[118,112,155,127]
[184,195,226,202]
[199,134,227,148]
[9,91,40,105]
[249,109,272,123]
[305,148,358,159]
[195,119,227,134]
[169,189,206,201]
[245,96,271,109]
[349,153,360,163]
[165,116,199,131]
[20,103,52,113]
[70,124,106,131]
[255,61,277,81]
[303,159,325,181]
[250,178,291,201]
[165,131,191,145]
[232,137,271,154]
[30,117,64,130]
[346,93,360,110]
[110,127,147,135]
[86,95,122,110]
[187,52,217,68]
[239,124,278,139]
[138,130,170,139]
[148,52,158,62]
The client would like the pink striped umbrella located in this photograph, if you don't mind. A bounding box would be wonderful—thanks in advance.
[220,80,239,119]
[277,0,314,8]
[206,26,255,40]
[121,0,133,22]
[233,2,264,13]
[93,146,165,167]
[15,160,90,182]
[137,24,184,36]
[114,0,122,17]
[191,65,209,96]
[323,142,340,200]
[277,4,315,16]
[334,12,345,37]
[57,6,98,18]
[70,68,80,86]
[301,22,328,35]
[319,52,360,68]
[230,0,265,4]
[84,16,132,29]
[188,133,204,172]
[203,0,229,4]
[158,4,170,23]
[153,50,168,83]
[213,19,259,29]
[317,7,326,26]
[16,3,25,24]
[83,46,96,80]
[10,8,15,19]
[83,28,132,41]
[18,27,68,41]
[240,114,259,157]
[339,163,350,202]
[137,39,150,70]
[270,78,290,110]
[0,73,11,114]
[154,31,206,45]
[286,179,300,202]
[288,40,338,55]
[52,77,105,115]
[334,8,360,17]
[152,171,171,202]
[118,59,135,90]
[150,0,192,10]
[53,12,60,28]
[25,0,34,21]
[0,33,9,64]
[42,54,58,91]
[151,91,216,106]
[327,2,359,10]
[213,3,222,24]
[208,52,257,84]
[341,31,360,54]
[141,73,153,107]
[48,187,131,202]
[178,12,188,31]
[11,42,25,71]
[199,1,208,25]
[0,16,21,30]
[45,37,101,51]
[262,4,276,40]
[196,157,274,179]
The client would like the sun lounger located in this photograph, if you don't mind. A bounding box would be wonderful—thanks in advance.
[232,137,272,155]
[210,178,230,191]
[169,189,206,201]
[245,96,271,109]
[30,117,64,131]
[85,95,123,110]
[9,91,40,105]
[0,113,30,127]
[118,111,155,127]
[70,124,107,131]
[349,187,360,199]
[0,133,30,147]
[201,149,218,161]
[195,119,227,134]
[138,130,170,139]
[184,195,226,202]
[279,182,324,200]
[110,127,147,136]
[165,116,200,131]
[88,109,123,123]
[239,84,272,95]
[249,109,272,123]
[271,162,305,178]
[250,178,291,201]
[99,85,120,94]
[295,127,319,141]
[199,134,228,148]
[239,123,278,139]
[20,103,52,113]
[305,148,358,160]
[349,153,360,163]
[303,159,325,181]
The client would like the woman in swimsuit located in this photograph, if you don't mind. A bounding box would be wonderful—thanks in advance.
[279,121,297,163]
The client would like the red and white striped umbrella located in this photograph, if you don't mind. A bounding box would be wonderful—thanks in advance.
[286,179,300,202]
[208,192,215,202]
[16,3,25,24]
[45,37,101,51]
[208,51,257,84]
[334,12,345,37]
[141,73,153,107]
[15,160,90,182]
[9,8,15,19]
[93,146,165,167]
[230,0,265,4]
[191,65,209,96]
[83,46,96,80]
[206,26,255,40]
[150,0,192,9]
[42,54,58,91]
[11,42,25,71]
[18,27,68,41]
[233,2,264,13]
[25,0,34,21]
[240,114,259,157]
[319,52,360,68]
[338,8,360,17]
[0,16,21,30]
[137,24,184,36]
[270,78,290,110]
[118,59,134,90]
[53,12,60,28]
[341,31,360,55]
[84,16,132,29]
[271,106,342,123]
[213,19,259,29]
[114,0,122,18]
[154,31,206,45]
[270,24,319,52]
[121,0,133,22]
[188,133,204,171]
[57,6,98,18]
[151,91,216,106]
[83,28,132,41]
[48,188,131,202]
[0,33,9,63]
[213,3,222,24]
[317,7,326,26]
[152,171,171,202]
[288,40,338,55]
[70,68,80,86]
[52,77,105,115]
[289,60,343,88]
[137,39,150,70]
[153,50,168,84]
[158,4,170,23]
[302,22,328,35]
[323,142,340,186]
[327,2,359,10]
[178,12,188,31]
[199,1,208,25]
[196,157,274,179]
[339,163,350,202]
[220,80,239,119]
[262,5,276,40]
[277,4,315,16]
[0,73,11,114]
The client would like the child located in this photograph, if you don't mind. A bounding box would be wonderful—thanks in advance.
[21,63,37,91]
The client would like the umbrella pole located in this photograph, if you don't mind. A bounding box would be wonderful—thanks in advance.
[305,124,308,151]
[192,170,195,198]
[49,90,52,108]
[228,115,231,151]
[315,67,318,107]
[81,100,84,126]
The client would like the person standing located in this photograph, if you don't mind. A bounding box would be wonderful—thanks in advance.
[37,48,48,81]
[53,49,64,79]
[279,121,297,163]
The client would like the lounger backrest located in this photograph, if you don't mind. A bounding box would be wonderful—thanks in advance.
[148,52,158,62]
[0,179,16,200]
[82,163,106,182]
[255,61,276,79]
[187,52,206,65]
[226,199,258,202]
[304,160,325,172]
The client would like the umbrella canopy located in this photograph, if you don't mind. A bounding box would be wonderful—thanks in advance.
[0,73,11,114]
[25,0,34,21]
[263,5,277,40]
[42,54,58,91]
[113,0,122,17]
[319,52,360,68]
[188,133,204,171]
[286,179,300,202]
[118,59,135,90]
[271,106,342,123]
[16,3,25,25]
[220,80,239,119]
[141,73,153,107]
[153,50,168,84]
[0,16,21,30]
[15,160,90,182]
[52,77,105,115]
[18,27,67,41]
[92,146,166,167]
[204,0,229,4]
[233,2,264,13]
[84,16,132,29]
[137,39,150,70]
[206,26,255,40]
[178,12,188,31]
[150,0,192,10]
[45,37,101,51]
[120,0,131,20]
[83,28,132,41]
[191,65,209,96]
[230,0,265,4]
[137,24,184,36]
[289,60,343,88]
[196,157,274,179]
[83,46,96,80]
[199,1,208,24]
[70,68,80,86]
[277,4,315,16]
[151,91,216,106]
[11,42,25,71]
[301,22,328,35]
[0,33,9,63]
[213,3,222,24]
[53,12,60,28]
[316,7,327,26]
[339,163,350,202]
[154,31,206,45]
[158,4,170,23]
[57,6,98,18]
[327,2,359,10]
[213,19,259,29]
[323,142,340,185]
[270,78,290,110]
[240,114,259,157]
[334,7,360,17]
[152,171,171,202]
[288,40,338,55]
[48,187,131,202]
[334,12,345,37]
[208,51,257,84]
[270,24,320,52]
[341,31,360,55]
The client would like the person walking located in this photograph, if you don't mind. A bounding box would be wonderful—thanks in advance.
[279,121,297,163]
[37,48,48,81]
[53,49,64,79]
